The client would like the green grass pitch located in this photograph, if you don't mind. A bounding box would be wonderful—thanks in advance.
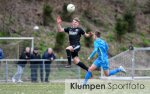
[0,80,150,94]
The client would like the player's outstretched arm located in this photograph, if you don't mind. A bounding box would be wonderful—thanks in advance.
[88,47,98,59]
[88,42,101,59]
[84,32,93,37]
[56,16,64,32]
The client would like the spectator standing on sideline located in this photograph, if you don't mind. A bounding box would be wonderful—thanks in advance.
[12,47,31,83]
[40,48,56,82]
[30,48,41,82]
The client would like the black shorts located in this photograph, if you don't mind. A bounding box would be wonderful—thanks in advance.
[71,45,80,58]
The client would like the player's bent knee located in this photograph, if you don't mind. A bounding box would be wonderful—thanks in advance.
[66,46,74,51]
[73,60,79,64]
[73,57,80,64]
[66,47,70,50]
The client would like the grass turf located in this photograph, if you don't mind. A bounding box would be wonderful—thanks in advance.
[0,83,64,94]
[0,80,150,94]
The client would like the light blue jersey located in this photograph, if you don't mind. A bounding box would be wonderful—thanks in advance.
[89,38,109,70]
[89,38,108,60]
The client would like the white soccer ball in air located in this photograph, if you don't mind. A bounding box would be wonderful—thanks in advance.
[67,4,75,13]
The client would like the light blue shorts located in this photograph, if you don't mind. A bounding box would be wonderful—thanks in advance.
[93,58,109,70]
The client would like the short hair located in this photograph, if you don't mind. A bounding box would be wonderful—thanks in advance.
[25,47,30,50]
[73,17,80,22]
[25,47,30,53]
[48,48,53,52]
[95,31,101,38]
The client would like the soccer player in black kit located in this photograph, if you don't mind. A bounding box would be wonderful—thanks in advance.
[57,16,92,71]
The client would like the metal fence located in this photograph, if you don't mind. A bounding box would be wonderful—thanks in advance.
[0,59,81,82]
[0,47,149,82]
[100,47,150,80]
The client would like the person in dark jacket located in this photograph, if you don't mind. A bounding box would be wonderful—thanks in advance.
[30,48,41,82]
[40,48,56,82]
[0,48,4,59]
[12,47,31,83]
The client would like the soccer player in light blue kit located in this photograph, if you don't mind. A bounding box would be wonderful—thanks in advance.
[84,31,126,84]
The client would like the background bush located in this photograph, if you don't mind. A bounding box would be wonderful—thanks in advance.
[84,27,93,47]
[43,4,54,26]
[54,32,66,52]
[114,17,128,42]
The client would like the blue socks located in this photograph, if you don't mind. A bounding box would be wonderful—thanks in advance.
[84,71,92,84]
[84,68,121,84]
[109,68,121,76]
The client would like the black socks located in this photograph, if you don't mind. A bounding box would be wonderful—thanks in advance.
[66,49,88,71]
[77,62,88,71]
[66,49,71,65]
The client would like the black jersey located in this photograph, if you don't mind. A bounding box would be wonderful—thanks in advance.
[64,27,85,45]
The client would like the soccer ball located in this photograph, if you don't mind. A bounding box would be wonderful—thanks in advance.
[67,4,75,13]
